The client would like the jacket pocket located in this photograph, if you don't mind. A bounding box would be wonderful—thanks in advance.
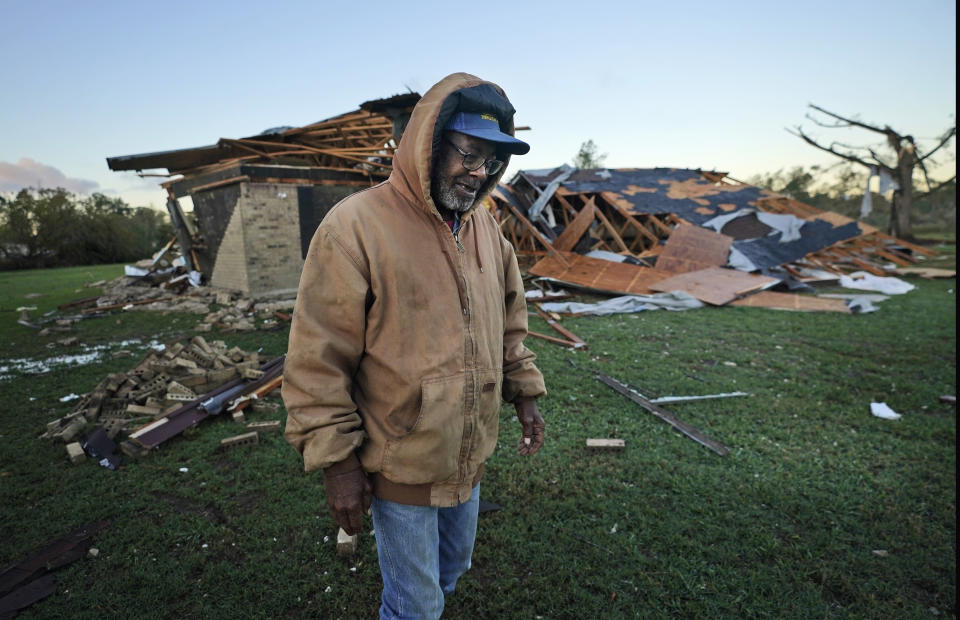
[382,374,465,484]
[470,369,503,468]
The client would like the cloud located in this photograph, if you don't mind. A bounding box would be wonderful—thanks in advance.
[0,158,100,194]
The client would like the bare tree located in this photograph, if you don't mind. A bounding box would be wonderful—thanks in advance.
[788,105,955,239]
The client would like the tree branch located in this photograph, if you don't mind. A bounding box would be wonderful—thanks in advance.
[914,175,956,200]
[865,147,893,169]
[808,104,893,137]
[786,127,886,171]
[916,157,933,191]
[918,126,956,162]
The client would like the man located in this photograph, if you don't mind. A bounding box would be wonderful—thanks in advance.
[282,72,547,619]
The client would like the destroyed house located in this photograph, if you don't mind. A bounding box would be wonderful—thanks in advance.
[490,166,932,299]
[106,93,421,296]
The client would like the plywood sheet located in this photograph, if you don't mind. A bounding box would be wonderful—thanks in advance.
[529,252,670,295]
[730,291,851,313]
[649,267,778,305]
[891,267,956,279]
[656,223,733,273]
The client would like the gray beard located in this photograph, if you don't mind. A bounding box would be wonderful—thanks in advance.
[434,176,478,213]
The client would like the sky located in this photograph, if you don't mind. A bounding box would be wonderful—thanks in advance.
[1,0,955,210]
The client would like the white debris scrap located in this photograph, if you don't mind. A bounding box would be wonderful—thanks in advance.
[870,402,902,420]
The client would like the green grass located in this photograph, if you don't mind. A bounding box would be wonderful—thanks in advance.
[0,264,955,619]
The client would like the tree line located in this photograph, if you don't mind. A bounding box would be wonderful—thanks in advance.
[747,164,956,235]
[0,188,172,270]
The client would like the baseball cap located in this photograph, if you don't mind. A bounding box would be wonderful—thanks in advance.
[444,111,530,155]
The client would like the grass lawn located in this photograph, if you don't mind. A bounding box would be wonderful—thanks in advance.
[0,260,955,618]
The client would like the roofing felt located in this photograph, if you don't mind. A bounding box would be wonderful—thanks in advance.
[732,219,863,270]
[558,168,776,225]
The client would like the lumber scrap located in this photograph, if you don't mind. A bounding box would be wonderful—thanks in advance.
[891,267,956,279]
[591,369,729,456]
[730,291,851,313]
[586,438,625,451]
[527,330,580,348]
[650,391,749,405]
[0,520,108,617]
[533,306,587,349]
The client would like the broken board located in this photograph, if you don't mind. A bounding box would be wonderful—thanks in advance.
[655,223,733,274]
[730,291,852,313]
[529,251,670,296]
[649,267,778,306]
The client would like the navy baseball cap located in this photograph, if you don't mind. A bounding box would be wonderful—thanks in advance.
[444,111,530,155]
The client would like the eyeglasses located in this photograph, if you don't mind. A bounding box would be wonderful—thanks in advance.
[444,138,504,176]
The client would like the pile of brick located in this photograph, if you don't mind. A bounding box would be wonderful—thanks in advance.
[41,336,282,463]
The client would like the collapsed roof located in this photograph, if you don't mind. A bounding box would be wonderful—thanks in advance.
[489,166,934,308]
[106,92,421,185]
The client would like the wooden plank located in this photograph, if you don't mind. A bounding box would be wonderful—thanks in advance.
[730,291,852,313]
[592,205,631,253]
[655,223,733,274]
[649,267,778,306]
[529,251,671,296]
[527,330,580,348]
[891,267,956,279]
[586,438,625,451]
[493,191,559,258]
[593,372,729,456]
[552,198,595,252]
[533,306,588,349]
[189,175,250,193]
[598,192,662,243]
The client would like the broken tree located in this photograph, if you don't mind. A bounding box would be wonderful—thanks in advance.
[790,104,956,239]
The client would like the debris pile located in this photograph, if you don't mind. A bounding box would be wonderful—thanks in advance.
[41,336,284,467]
[51,266,296,333]
[490,167,940,313]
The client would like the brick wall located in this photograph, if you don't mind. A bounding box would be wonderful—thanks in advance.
[239,183,304,295]
[209,192,250,292]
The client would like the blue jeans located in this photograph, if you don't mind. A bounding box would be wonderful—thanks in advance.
[370,485,480,620]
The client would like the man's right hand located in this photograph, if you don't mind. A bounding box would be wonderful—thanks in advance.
[322,453,371,535]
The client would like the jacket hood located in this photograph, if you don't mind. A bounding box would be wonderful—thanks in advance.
[389,72,521,218]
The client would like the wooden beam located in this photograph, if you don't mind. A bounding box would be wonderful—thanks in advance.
[592,371,729,456]
[552,197,596,252]
[527,330,580,348]
[592,204,630,253]
[534,306,588,349]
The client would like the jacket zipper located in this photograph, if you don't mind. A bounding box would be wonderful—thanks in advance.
[452,213,465,253]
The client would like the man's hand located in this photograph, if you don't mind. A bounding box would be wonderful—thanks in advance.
[514,398,545,456]
[322,453,371,535]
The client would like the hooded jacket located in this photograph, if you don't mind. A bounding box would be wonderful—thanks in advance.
[282,73,546,507]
